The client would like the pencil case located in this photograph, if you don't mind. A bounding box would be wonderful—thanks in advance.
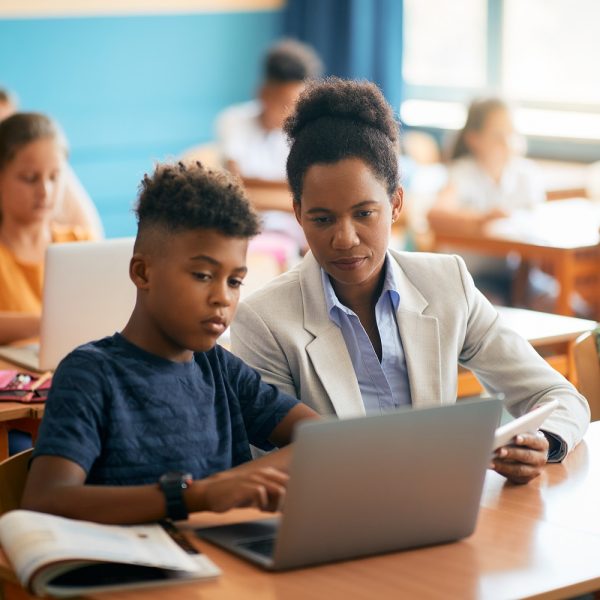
[0,370,52,402]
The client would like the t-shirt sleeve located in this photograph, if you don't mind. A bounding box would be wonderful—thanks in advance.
[219,348,299,451]
[32,350,106,475]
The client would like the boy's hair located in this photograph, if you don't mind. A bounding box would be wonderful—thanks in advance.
[451,97,509,160]
[0,112,68,169]
[263,39,323,83]
[284,77,400,203]
[134,162,261,242]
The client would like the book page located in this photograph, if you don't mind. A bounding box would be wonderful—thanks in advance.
[0,510,199,586]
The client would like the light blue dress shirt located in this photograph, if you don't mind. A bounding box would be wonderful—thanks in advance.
[321,254,412,414]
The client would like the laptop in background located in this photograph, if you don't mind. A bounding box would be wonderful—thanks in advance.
[0,238,135,372]
[196,398,503,571]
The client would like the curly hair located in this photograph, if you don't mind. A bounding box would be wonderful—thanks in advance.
[0,112,68,170]
[135,162,261,240]
[264,39,323,83]
[284,77,400,203]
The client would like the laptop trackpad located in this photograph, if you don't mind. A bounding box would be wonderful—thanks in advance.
[195,518,280,561]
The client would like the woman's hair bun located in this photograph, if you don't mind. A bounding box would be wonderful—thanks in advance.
[284,77,398,144]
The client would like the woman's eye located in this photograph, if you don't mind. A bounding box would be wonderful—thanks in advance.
[356,210,373,218]
[19,174,37,184]
[228,278,244,289]
[311,216,332,224]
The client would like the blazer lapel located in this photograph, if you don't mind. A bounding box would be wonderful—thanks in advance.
[300,254,365,417]
[390,252,442,409]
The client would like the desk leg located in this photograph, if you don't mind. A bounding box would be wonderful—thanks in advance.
[0,426,7,462]
[555,251,575,316]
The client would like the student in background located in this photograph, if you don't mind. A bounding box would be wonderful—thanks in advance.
[216,39,322,183]
[231,78,589,485]
[21,162,318,524]
[0,88,103,239]
[427,98,545,303]
[0,113,93,346]
[215,39,322,250]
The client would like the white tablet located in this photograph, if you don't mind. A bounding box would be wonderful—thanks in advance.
[493,399,560,450]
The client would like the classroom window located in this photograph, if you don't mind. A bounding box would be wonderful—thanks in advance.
[503,0,600,107]
[402,0,487,89]
[401,0,600,152]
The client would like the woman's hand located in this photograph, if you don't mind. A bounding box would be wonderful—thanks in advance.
[491,430,549,484]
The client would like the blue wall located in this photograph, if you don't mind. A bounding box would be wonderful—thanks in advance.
[0,11,283,236]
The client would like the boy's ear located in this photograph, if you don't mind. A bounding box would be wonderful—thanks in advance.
[129,253,151,290]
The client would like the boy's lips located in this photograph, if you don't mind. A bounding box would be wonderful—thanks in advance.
[202,316,227,335]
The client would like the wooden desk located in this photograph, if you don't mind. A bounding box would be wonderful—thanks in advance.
[457,306,597,397]
[2,424,600,599]
[434,199,600,317]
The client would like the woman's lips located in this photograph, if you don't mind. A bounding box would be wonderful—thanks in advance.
[331,257,366,271]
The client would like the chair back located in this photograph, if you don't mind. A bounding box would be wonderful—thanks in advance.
[573,331,600,422]
[0,448,33,515]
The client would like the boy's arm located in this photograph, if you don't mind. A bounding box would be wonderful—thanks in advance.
[21,455,290,525]
[21,404,319,524]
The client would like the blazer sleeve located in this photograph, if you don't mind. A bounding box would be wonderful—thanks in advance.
[231,301,299,400]
[455,255,590,453]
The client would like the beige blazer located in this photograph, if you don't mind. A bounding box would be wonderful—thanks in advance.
[231,250,589,452]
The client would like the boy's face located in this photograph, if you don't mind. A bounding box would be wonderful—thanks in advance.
[140,228,248,360]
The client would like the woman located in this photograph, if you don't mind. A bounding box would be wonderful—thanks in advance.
[231,78,589,485]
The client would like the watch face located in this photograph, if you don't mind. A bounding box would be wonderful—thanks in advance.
[160,471,193,485]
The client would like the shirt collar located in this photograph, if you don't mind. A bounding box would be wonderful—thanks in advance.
[321,252,400,323]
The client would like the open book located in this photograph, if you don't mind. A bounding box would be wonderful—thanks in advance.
[0,510,220,598]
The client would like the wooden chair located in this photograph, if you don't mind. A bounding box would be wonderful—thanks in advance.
[573,331,600,422]
[0,448,33,515]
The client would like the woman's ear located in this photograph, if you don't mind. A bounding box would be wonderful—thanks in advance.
[129,253,151,290]
[391,187,403,223]
[293,200,302,226]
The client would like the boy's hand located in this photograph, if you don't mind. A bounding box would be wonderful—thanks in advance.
[491,431,549,484]
[197,467,289,513]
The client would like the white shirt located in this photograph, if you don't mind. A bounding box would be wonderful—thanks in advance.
[215,100,289,181]
[448,156,545,213]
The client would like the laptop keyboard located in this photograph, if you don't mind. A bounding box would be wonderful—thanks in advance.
[238,536,276,558]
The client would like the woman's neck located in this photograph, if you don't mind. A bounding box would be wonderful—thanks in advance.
[330,267,386,316]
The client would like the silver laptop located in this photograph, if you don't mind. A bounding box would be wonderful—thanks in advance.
[0,238,135,371]
[196,398,502,570]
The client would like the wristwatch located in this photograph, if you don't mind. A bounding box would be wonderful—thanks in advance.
[158,471,193,521]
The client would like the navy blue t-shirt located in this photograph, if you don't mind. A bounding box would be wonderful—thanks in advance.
[33,334,299,485]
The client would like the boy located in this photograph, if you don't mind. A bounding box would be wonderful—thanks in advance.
[21,162,318,524]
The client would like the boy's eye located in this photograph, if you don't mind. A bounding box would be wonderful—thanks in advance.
[192,272,211,281]
[228,278,244,289]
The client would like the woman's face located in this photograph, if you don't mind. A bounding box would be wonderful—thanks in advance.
[0,138,65,226]
[294,157,402,295]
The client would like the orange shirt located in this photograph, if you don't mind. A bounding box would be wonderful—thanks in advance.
[0,225,91,314]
